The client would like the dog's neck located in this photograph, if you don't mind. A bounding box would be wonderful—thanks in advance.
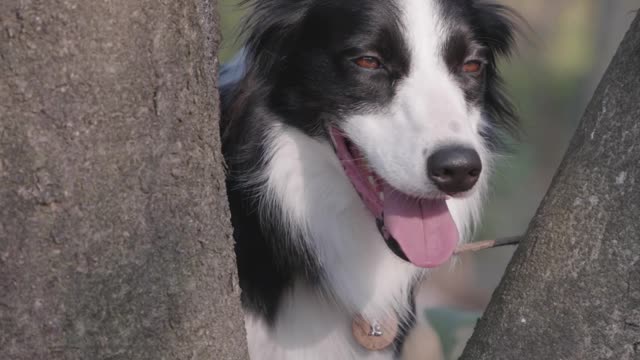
[244,281,410,359]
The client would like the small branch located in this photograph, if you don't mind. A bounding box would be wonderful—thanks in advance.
[455,236,522,255]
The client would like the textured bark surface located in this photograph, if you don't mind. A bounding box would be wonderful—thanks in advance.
[0,1,248,359]
[461,14,640,360]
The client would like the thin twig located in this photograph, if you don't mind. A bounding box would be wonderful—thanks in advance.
[454,236,522,255]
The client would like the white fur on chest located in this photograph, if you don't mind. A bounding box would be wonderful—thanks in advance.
[245,286,397,360]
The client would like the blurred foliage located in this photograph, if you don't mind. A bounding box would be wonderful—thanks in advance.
[219,0,246,62]
[480,0,636,241]
[426,308,480,360]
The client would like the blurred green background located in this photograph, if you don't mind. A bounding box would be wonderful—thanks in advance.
[218,1,640,358]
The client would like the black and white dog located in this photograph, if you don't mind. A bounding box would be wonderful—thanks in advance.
[220,0,517,358]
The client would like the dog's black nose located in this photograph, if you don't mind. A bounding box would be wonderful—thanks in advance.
[427,147,482,194]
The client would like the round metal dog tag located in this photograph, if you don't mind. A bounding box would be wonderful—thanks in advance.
[352,314,398,351]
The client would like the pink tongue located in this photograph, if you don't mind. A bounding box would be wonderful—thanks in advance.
[383,185,459,268]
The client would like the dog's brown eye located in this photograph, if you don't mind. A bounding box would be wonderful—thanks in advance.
[462,60,483,74]
[354,56,382,70]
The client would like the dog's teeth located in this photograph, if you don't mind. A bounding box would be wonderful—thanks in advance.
[368,176,376,187]
[379,191,384,201]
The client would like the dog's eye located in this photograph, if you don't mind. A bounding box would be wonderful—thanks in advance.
[353,56,383,70]
[462,60,483,74]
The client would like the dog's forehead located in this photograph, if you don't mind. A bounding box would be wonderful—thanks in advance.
[346,0,467,68]
[386,0,467,89]
[323,0,467,69]
[396,0,449,61]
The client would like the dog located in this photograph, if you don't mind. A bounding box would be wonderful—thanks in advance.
[220,0,517,358]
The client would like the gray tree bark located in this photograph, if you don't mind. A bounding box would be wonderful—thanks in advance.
[461,13,640,360]
[0,1,248,359]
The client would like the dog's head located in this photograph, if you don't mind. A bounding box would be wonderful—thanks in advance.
[241,0,517,268]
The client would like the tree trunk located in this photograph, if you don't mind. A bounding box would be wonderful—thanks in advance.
[461,14,640,360]
[0,1,248,359]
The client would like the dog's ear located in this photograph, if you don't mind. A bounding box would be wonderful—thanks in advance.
[470,2,519,58]
[240,0,312,79]
[470,2,522,145]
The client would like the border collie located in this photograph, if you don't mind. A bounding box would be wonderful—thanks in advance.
[220,0,517,358]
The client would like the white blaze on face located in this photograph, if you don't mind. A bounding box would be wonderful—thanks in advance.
[341,0,488,199]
